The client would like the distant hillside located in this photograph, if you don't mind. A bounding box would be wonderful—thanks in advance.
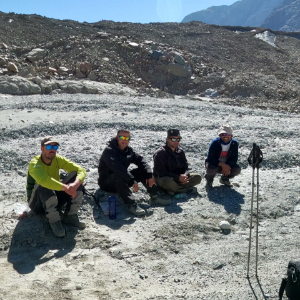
[261,0,300,31]
[1,11,300,112]
[182,0,283,27]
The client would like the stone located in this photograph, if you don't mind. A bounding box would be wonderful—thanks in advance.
[219,221,231,230]
[174,54,185,65]
[18,66,35,78]
[26,48,48,63]
[150,50,164,60]
[156,63,192,78]
[48,67,57,73]
[58,66,69,75]
[0,76,41,95]
[96,32,111,39]
[205,88,219,98]
[7,62,18,73]
[87,72,98,81]
[0,43,8,49]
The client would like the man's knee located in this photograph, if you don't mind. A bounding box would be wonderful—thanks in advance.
[156,177,180,192]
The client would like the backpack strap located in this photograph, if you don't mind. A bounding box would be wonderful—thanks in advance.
[279,277,287,300]
[82,186,104,214]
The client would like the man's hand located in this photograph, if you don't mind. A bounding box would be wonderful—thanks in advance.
[179,174,189,184]
[61,179,81,198]
[146,177,155,187]
[132,182,139,192]
[219,162,231,176]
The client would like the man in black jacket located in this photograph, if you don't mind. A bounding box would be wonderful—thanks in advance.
[98,129,171,217]
[153,129,202,196]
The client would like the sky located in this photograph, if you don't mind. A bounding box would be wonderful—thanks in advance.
[0,0,238,24]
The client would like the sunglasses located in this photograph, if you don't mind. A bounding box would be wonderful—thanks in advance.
[119,135,131,141]
[45,144,59,150]
[220,133,231,137]
[169,138,181,142]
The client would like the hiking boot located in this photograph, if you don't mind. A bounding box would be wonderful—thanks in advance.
[49,220,65,237]
[128,204,146,217]
[205,179,213,188]
[151,195,172,206]
[219,176,232,187]
[186,187,197,193]
[62,214,86,228]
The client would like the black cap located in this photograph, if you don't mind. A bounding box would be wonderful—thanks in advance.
[167,129,181,137]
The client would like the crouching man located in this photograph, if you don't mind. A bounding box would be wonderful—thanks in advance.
[98,129,171,217]
[153,129,202,196]
[27,136,87,237]
[205,124,241,188]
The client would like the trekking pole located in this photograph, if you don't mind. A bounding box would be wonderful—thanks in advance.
[246,143,263,278]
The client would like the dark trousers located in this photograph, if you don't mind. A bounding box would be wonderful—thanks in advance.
[205,162,241,181]
[99,167,157,206]
[28,172,83,223]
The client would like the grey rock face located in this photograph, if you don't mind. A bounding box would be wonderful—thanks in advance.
[26,48,48,63]
[182,0,283,27]
[261,0,300,31]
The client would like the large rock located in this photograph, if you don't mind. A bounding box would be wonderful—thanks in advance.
[156,63,192,78]
[7,62,18,73]
[26,48,48,63]
[0,76,41,95]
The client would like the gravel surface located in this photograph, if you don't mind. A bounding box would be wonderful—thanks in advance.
[0,93,299,300]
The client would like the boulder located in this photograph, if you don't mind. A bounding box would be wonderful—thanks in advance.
[0,76,41,95]
[18,66,35,78]
[58,66,69,75]
[26,48,48,63]
[174,54,185,65]
[7,62,18,73]
[156,63,192,78]
[219,221,231,230]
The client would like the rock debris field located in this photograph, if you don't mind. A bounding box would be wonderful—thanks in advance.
[0,92,300,300]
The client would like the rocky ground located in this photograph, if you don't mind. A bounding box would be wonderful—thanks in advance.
[0,92,299,299]
[1,12,300,112]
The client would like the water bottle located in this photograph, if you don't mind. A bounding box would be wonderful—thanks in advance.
[109,196,116,219]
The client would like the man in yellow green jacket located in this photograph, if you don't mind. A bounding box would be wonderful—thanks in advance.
[27,136,86,237]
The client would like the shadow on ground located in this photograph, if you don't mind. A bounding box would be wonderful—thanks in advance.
[7,215,77,274]
[206,185,245,215]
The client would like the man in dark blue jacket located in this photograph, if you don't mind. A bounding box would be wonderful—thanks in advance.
[205,125,241,188]
[98,129,171,217]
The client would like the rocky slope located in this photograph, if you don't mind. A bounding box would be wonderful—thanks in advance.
[261,0,300,31]
[1,12,300,112]
[182,0,283,27]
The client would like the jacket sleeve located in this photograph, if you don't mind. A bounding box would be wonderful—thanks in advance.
[100,148,136,186]
[153,150,180,182]
[206,139,221,166]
